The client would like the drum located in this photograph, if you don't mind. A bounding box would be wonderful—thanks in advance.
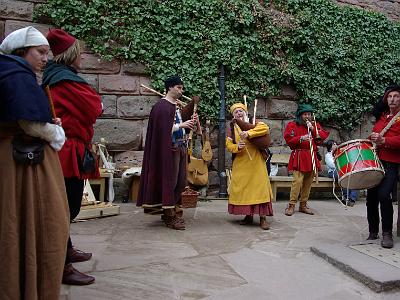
[333,139,384,190]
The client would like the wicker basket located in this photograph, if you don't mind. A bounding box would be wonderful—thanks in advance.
[181,187,200,208]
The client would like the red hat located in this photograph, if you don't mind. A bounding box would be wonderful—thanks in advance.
[46,28,76,56]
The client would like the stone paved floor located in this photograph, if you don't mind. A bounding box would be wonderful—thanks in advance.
[61,200,400,300]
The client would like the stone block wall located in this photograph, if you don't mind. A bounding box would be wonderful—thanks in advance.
[335,0,400,20]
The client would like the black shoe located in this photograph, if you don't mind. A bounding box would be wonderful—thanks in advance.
[381,232,394,248]
[347,201,355,207]
[366,233,379,240]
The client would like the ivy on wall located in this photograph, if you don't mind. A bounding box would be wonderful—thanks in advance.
[35,0,400,129]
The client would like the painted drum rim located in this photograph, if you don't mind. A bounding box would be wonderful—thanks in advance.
[338,167,385,189]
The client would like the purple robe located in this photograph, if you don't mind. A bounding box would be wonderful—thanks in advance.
[137,98,194,209]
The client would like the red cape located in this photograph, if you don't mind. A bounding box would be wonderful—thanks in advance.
[51,81,102,179]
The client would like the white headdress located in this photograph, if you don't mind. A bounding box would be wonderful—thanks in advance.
[0,26,49,55]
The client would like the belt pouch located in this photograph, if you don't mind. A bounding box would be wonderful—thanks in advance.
[12,136,45,165]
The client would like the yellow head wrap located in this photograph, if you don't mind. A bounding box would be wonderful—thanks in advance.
[230,103,247,114]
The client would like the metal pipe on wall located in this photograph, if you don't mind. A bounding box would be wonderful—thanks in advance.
[218,64,228,197]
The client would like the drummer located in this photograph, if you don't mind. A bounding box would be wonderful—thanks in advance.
[366,84,400,248]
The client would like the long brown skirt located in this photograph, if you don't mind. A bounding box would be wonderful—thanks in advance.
[0,131,69,300]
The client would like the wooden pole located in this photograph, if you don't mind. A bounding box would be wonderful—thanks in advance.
[45,86,56,119]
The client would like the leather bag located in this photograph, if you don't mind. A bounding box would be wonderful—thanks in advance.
[78,146,97,174]
[12,136,44,165]
[187,156,208,186]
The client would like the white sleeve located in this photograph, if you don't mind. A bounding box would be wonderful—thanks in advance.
[172,123,180,133]
[18,120,66,151]
[325,152,336,170]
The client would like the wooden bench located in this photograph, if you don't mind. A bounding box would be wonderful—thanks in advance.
[269,175,334,201]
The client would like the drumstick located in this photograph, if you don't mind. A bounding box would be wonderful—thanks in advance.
[141,84,187,106]
[380,110,400,136]
[234,123,252,160]
[45,85,57,119]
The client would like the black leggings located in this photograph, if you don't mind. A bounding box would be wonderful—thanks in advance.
[366,161,399,233]
[65,177,84,250]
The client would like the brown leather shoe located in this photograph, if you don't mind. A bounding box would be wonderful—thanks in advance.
[299,202,314,215]
[285,203,295,216]
[164,215,186,230]
[259,216,270,230]
[175,206,184,218]
[67,248,92,263]
[62,263,95,285]
[381,232,394,248]
[239,215,253,225]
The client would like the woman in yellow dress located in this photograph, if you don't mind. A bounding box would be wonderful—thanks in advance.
[226,103,273,230]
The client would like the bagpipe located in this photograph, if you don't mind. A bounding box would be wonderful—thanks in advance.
[230,96,271,160]
[231,117,271,160]
[141,84,211,186]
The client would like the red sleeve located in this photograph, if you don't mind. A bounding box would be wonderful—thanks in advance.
[314,122,329,145]
[284,122,301,150]
[372,116,400,150]
[384,136,400,149]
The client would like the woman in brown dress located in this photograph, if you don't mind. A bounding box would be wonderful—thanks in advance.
[0,26,69,299]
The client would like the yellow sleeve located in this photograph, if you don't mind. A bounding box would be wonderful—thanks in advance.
[226,137,239,153]
[247,121,269,138]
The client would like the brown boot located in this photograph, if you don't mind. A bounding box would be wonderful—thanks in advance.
[175,206,184,218]
[62,263,95,285]
[259,216,270,230]
[164,215,186,230]
[163,209,185,230]
[239,215,253,225]
[67,247,92,263]
[299,202,314,215]
[285,203,295,216]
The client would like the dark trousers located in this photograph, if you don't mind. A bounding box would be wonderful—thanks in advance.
[366,161,399,233]
[65,177,84,251]
[171,145,187,206]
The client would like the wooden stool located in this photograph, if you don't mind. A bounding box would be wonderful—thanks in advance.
[89,172,112,202]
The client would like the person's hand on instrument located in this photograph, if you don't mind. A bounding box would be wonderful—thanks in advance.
[238,140,246,150]
[239,131,249,140]
[371,132,385,145]
[306,120,314,131]
[300,134,309,142]
[191,113,202,134]
[192,112,199,123]
[180,119,195,130]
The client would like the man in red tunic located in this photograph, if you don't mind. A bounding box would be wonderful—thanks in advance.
[283,104,329,216]
[43,29,102,285]
[137,76,199,230]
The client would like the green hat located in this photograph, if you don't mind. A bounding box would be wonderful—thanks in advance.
[295,103,313,123]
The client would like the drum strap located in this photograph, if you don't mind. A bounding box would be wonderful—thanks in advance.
[380,110,400,136]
